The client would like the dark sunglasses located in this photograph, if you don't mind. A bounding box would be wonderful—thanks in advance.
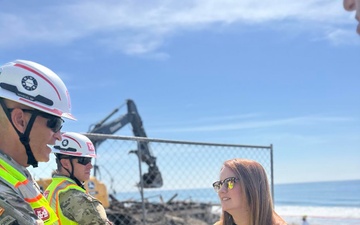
[76,157,92,166]
[21,109,64,133]
[212,177,239,192]
[58,156,92,166]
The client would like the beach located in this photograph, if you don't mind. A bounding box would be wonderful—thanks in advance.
[275,180,360,225]
[210,205,360,225]
[277,206,360,225]
[117,179,360,224]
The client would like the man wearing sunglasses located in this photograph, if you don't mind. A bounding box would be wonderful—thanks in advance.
[44,132,113,225]
[0,60,76,224]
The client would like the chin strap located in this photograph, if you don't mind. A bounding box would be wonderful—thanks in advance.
[19,113,38,167]
[0,98,39,167]
[59,156,85,190]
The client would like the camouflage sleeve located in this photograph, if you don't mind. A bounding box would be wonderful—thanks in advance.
[0,182,44,225]
[59,189,113,225]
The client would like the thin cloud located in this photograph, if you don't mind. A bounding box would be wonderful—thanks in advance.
[197,113,262,122]
[324,28,360,45]
[0,0,356,54]
[151,115,356,133]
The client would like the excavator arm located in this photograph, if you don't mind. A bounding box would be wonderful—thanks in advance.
[88,99,163,188]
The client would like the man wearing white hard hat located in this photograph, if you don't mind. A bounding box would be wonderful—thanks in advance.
[0,60,76,224]
[45,132,112,225]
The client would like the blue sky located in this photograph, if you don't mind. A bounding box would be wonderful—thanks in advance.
[1,0,359,184]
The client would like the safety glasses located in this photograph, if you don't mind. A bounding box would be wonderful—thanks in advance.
[76,157,92,166]
[212,177,239,192]
[21,109,64,133]
[58,156,92,165]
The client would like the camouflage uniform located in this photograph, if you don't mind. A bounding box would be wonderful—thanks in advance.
[0,150,49,225]
[46,174,112,225]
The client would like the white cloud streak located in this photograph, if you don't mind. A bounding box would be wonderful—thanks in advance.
[0,0,357,54]
[150,115,356,133]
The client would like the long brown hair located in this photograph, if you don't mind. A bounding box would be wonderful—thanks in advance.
[216,158,275,225]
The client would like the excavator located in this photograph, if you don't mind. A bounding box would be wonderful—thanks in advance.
[36,99,214,224]
[87,99,163,189]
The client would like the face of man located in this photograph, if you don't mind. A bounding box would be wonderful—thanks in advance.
[72,157,93,182]
[27,112,62,163]
[4,101,62,166]
[60,157,93,182]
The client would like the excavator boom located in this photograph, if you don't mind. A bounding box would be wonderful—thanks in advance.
[88,99,163,188]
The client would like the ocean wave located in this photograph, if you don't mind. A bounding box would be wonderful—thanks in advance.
[275,205,360,218]
[276,205,360,225]
[212,205,360,225]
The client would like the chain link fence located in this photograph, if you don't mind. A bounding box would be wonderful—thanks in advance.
[30,134,273,225]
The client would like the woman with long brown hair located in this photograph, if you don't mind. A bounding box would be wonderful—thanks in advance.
[213,158,286,225]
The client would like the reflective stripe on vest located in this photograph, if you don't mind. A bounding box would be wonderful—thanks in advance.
[45,177,86,225]
[0,158,58,224]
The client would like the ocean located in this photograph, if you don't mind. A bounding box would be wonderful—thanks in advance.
[115,179,360,225]
[274,179,360,225]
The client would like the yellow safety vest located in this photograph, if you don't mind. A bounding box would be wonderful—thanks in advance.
[45,176,86,225]
[0,158,58,225]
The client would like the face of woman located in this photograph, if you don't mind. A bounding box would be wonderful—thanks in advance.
[218,166,248,215]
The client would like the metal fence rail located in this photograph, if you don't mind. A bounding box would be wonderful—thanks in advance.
[30,134,273,225]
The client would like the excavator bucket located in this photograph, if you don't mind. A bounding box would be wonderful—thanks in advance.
[88,99,164,189]
[141,165,163,188]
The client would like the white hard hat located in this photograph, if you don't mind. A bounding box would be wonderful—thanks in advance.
[52,132,96,158]
[0,59,75,120]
